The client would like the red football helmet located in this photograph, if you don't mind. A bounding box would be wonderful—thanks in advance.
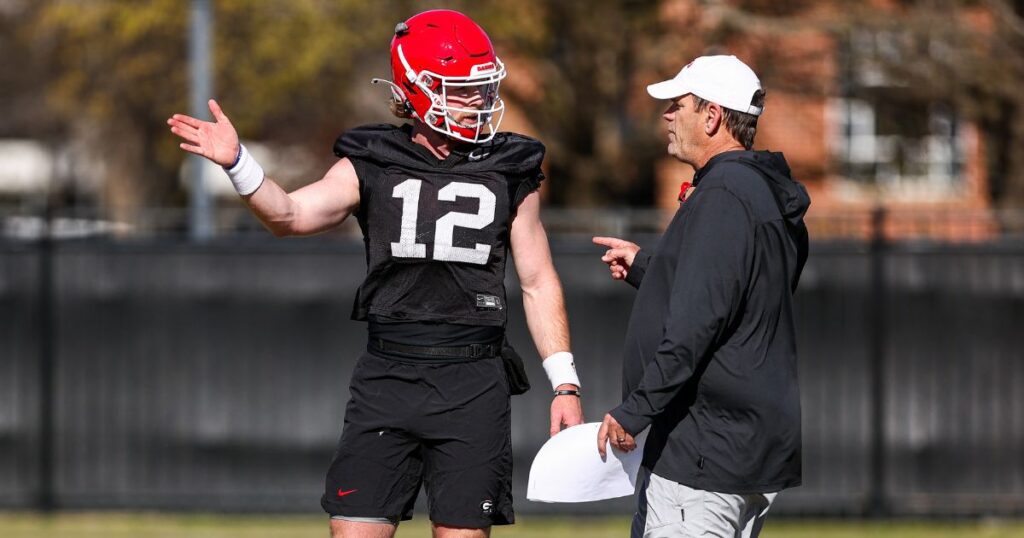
[382,10,506,143]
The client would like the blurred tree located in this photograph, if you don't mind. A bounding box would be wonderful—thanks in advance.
[0,1,55,139]
[708,0,1024,213]
[18,0,675,215]
[11,0,1022,220]
[487,0,672,207]
[448,0,700,207]
[29,0,190,217]
[25,0,392,222]
[842,0,1024,213]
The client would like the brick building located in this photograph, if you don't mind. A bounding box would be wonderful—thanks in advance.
[644,1,1001,241]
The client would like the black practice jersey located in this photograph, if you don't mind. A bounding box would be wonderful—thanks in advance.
[335,124,545,327]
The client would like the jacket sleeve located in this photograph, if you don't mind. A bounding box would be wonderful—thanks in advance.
[610,187,753,435]
[624,250,652,289]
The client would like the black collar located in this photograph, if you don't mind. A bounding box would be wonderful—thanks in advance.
[398,123,488,169]
[692,149,749,186]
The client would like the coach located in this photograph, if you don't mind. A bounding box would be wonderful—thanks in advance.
[594,55,810,538]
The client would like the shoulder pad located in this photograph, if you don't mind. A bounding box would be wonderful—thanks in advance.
[457,132,545,175]
[334,125,547,178]
[469,132,546,207]
[333,124,436,169]
[334,124,394,159]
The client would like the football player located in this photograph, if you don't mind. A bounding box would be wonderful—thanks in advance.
[167,9,583,538]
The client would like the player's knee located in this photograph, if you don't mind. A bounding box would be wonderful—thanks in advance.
[431,523,490,538]
[329,516,398,538]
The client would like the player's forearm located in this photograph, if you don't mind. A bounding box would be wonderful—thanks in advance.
[524,278,581,392]
[522,275,571,359]
[242,177,303,237]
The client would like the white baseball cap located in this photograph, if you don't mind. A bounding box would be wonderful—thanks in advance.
[646,55,763,116]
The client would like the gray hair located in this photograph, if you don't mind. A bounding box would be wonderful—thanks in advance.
[693,90,765,150]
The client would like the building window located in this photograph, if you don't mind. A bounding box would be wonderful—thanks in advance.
[830,31,966,194]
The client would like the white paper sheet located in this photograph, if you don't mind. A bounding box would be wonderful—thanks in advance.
[527,422,647,503]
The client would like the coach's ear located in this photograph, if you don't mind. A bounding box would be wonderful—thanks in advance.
[705,102,725,137]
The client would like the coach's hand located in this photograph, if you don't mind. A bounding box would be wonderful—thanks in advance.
[167,99,240,167]
[593,236,640,282]
[550,384,584,437]
[597,413,636,459]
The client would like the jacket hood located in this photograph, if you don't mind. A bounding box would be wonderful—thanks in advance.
[736,151,810,230]
[696,150,810,291]
[694,150,810,229]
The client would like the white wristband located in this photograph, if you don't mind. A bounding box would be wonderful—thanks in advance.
[224,144,265,196]
[542,352,580,390]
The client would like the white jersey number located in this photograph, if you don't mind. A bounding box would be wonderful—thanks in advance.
[390,179,496,265]
[390,179,428,259]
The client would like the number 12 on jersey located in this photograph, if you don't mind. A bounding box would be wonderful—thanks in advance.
[391,179,496,265]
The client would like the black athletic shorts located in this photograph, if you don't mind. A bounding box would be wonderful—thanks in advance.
[321,351,513,528]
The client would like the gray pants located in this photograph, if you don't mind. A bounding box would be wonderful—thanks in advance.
[631,468,777,538]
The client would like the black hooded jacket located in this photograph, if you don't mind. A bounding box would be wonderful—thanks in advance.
[609,150,810,494]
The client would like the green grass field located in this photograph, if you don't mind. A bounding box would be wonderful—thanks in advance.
[1,513,1024,538]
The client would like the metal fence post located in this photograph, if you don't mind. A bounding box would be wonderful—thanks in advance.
[36,203,56,512]
[188,0,214,240]
[867,205,888,516]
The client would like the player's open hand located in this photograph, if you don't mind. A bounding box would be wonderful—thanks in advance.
[550,384,584,437]
[597,412,636,459]
[592,236,640,282]
[167,99,239,167]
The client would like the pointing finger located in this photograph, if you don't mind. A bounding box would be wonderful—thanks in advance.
[592,236,627,249]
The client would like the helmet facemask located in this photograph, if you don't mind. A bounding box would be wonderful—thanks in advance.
[396,44,507,144]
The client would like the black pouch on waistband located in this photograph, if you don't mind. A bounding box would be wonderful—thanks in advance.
[501,339,531,395]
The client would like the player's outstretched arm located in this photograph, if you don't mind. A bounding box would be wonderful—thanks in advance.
[510,191,584,436]
[242,157,359,237]
[167,99,359,237]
